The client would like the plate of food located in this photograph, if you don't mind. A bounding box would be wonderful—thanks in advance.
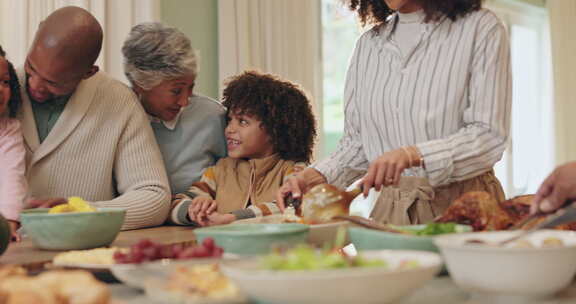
[110,238,240,289]
[0,265,111,304]
[220,245,442,304]
[144,263,246,304]
[51,247,124,270]
[51,237,234,287]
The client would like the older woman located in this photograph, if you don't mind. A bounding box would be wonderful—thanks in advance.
[279,0,511,225]
[122,23,227,196]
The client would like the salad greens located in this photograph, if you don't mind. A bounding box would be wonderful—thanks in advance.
[400,222,458,236]
[262,245,387,271]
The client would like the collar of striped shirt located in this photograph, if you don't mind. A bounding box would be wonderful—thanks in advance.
[379,12,448,44]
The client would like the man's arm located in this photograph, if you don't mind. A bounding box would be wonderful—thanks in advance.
[91,98,171,230]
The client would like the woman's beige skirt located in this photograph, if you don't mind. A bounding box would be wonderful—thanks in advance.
[369,170,505,225]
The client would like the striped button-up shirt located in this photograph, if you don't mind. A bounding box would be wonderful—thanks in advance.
[313,9,512,188]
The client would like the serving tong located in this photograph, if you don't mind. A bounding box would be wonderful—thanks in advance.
[499,201,576,246]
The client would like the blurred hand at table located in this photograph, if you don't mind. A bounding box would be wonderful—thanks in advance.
[188,196,217,226]
[532,162,576,214]
[206,212,236,226]
[27,197,68,209]
[276,168,327,211]
[361,146,422,197]
[7,220,20,242]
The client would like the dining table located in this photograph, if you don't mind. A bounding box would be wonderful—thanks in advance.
[0,226,197,269]
[4,225,576,304]
[109,275,576,304]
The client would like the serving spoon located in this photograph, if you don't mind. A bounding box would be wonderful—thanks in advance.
[332,215,409,234]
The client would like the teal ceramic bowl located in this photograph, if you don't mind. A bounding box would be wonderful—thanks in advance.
[194,223,309,255]
[350,225,472,253]
[20,208,126,251]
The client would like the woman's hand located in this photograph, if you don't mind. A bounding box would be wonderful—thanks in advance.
[7,220,20,242]
[361,146,422,197]
[188,197,217,226]
[532,162,576,214]
[276,168,327,211]
[206,213,236,226]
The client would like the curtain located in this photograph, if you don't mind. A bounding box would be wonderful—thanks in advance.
[0,0,160,83]
[218,0,323,158]
[547,0,576,164]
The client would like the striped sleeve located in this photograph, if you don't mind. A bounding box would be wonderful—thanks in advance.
[311,36,370,188]
[168,167,218,225]
[231,202,282,220]
[184,166,217,199]
[416,19,512,186]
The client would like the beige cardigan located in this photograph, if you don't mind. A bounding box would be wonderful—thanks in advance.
[17,70,171,230]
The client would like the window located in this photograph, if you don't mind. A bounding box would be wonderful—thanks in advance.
[486,0,554,197]
[320,0,554,198]
[321,0,362,157]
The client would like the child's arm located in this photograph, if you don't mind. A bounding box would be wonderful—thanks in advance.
[204,201,282,226]
[169,167,217,225]
[0,120,28,241]
[229,201,283,220]
[187,196,217,226]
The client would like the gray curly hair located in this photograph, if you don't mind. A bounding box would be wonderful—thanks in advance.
[122,22,198,90]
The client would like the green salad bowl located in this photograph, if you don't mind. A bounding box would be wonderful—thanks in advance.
[20,208,126,251]
[350,224,472,253]
[194,223,309,255]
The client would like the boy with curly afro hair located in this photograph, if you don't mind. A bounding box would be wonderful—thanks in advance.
[169,71,317,226]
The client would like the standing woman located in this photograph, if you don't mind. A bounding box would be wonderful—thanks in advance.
[122,23,227,196]
[279,0,511,224]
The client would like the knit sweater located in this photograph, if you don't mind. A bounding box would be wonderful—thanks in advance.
[170,154,304,225]
[151,94,227,194]
[17,70,171,230]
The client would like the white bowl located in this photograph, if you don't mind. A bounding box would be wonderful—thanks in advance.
[434,230,576,298]
[221,250,442,304]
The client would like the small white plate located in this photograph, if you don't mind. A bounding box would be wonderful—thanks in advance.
[111,254,240,289]
[51,262,114,270]
[144,278,247,304]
